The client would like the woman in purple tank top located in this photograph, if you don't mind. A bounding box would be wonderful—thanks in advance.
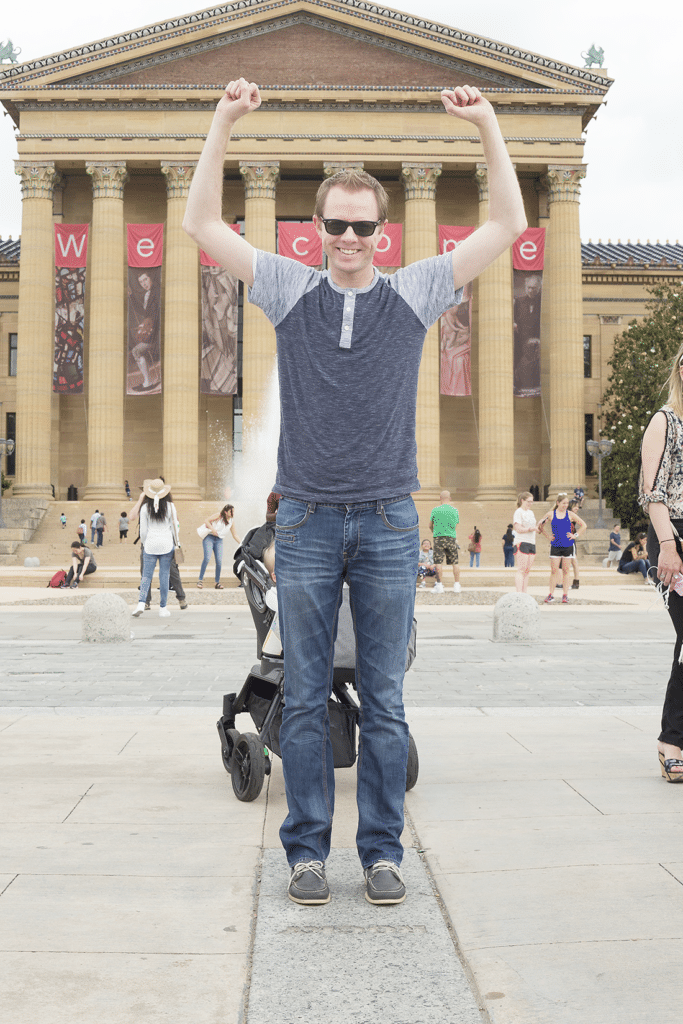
[537,493,587,604]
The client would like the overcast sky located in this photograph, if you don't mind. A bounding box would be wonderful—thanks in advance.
[1,0,680,244]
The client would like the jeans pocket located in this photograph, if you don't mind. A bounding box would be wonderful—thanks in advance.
[275,499,312,541]
[380,498,419,533]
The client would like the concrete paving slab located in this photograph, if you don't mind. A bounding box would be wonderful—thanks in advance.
[247,848,485,1024]
[434,862,683,950]
[0,873,254,954]
[414,813,683,874]
[0,823,263,876]
[465,940,683,1024]
[407,779,600,823]
[64,779,267,825]
[0,781,97,823]
[566,774,683,814]
[0,950,247,1024]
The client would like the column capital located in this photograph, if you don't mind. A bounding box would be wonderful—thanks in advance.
[86,162,128,200]
[239,161,280,200]
[14,161,58,200]
[323,161,364,177]
[401,163,441,201]
[545,164,587,203]
[161,161,197,199]
[475,163,489,203]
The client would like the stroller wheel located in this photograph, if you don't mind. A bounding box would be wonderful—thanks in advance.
[231,732,266,802]
[406,731,419,792]
[220,728,240,774]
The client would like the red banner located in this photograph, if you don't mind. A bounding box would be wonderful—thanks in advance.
[512,227,545,271]
[439,224,476,254]
[278,222,322,266]
[373,224,402,267]
[200,224,242,267]
[54,224,89,268]
[127,224,164,268]
[54,225,88,394]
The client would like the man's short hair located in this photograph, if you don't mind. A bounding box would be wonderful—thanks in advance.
[71,541,83,550]
[314,169,389,223]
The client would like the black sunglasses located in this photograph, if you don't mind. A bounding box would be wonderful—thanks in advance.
[320,218,383,237]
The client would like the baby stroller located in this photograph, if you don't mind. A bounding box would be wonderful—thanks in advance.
[216,524,419,802]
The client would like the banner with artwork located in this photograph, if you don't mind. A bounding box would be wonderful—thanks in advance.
[200,243,238,396]
[512,227,545,397]
[438,226,475,396]
[126,224,163,395]
[54,224,88,393]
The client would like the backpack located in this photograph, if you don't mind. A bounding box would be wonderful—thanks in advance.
[48,570,67,589]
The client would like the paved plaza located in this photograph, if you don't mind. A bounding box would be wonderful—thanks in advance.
[2,590,682,1023]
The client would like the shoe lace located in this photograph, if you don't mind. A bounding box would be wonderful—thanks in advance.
[291,860,325,882]
[367,860,404,883]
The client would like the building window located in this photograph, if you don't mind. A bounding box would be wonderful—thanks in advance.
[583,335,592,378]
[8,333,17,377]
[585,413,594,476]
[5,412,15,476]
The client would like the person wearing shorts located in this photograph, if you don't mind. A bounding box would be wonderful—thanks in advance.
[537,493,587,604]
[430,490,461,593]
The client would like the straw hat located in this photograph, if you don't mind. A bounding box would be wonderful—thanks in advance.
[142,478,171,509]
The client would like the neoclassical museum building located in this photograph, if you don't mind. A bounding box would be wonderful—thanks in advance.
[0,0,681,506]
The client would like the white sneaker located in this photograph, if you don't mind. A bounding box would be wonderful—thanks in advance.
[417,581,426,589]
[453,582,461,593]
[433,582,445,593]
[159,607,171,617]
[132,602,145,617]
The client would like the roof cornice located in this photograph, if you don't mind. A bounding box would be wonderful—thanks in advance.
[0,0,613,92]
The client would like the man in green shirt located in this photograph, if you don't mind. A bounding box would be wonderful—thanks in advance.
[429,490,461,593]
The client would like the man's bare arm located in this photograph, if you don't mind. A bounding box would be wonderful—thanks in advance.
[441,86,527,291]
[183,78,261,285]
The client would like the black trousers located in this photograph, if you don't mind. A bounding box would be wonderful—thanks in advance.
[648,521,683,745]
[65,562,96,585]
[139,546,185,604]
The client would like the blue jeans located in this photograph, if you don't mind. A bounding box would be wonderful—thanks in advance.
[139,549,174,607]
[275,495,419,870]
[469,551,480,567]
[618,558,650,579]
[503,545,515,567]
[199,534,223,583]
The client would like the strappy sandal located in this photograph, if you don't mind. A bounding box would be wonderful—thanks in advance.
[659,750,683,782]
[197,581,203,589]
[215,583,224,589]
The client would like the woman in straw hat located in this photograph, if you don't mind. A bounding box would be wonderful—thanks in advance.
[132,478,178,618]
[640,343,683,781]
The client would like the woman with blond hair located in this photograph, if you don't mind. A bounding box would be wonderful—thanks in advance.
[537,492,587,604]
[640,343,683,781]
[513,491,538,592]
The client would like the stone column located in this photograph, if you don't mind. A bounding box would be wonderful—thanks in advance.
[239,162,279,436]
[83,162,128,501]
[401,162,441,497]
[545,165,587,494]
[12,161,58,497]
[474,164,516,501]
[161,162,201,498]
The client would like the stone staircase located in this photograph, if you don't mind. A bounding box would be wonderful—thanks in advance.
[575,498,622,564]
[0,498,51,562]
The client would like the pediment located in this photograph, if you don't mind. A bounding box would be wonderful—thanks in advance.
[65,16,529,90]
[0,0,612,96]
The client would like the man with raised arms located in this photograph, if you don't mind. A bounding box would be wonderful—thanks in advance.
[184,78,526,906]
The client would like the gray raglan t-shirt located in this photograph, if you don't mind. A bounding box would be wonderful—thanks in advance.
[248,249,462,503]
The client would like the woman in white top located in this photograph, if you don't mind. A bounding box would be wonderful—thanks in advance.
[197,503,240,589]
[513,491,539,593]
[132,478,178,617]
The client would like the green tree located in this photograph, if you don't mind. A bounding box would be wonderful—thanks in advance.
[601,283,683,532]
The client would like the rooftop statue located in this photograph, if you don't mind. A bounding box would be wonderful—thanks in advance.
[0,39,21,64]
[581,44,605,68]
